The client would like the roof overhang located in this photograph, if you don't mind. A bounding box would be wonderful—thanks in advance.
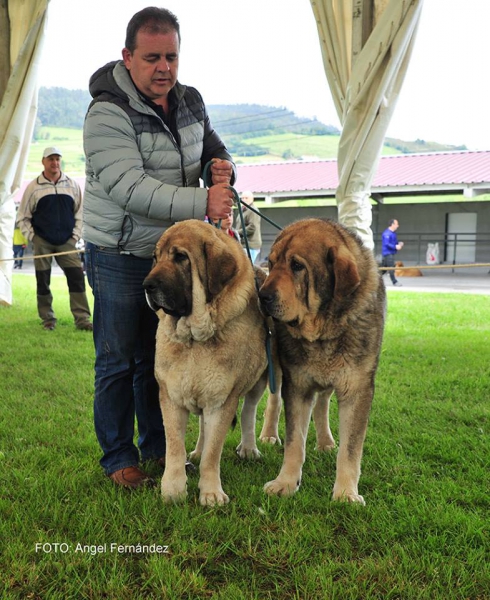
[258,182,490,204]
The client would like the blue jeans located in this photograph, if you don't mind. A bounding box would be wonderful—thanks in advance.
[85,243,166,475]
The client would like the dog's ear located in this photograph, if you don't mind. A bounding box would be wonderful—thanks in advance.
[204,241,238,299]
[327,245,360,300]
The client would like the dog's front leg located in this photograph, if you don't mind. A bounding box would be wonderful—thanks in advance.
[160,392,189,503]
[332,381,374,505]
[264,388,314,497]
[237,374,268,459]
[259,366,283,445]
[199,397,239,506]
[259,387,282,445]
[189,415,205,463]
[313,388,336,451]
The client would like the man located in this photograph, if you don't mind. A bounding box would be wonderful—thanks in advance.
[17,147,93,331]
[236,191,262,264]
[83,7,236,488]
[381,219,404,286]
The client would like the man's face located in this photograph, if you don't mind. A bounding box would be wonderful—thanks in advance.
[241,193,254,207]
[392,220,399,231]
[122,29,179,101]
[42,154,61,179]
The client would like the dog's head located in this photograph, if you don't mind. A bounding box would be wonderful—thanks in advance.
[143,220,242,319]
[259,219,363,339]
[395,261,404,268]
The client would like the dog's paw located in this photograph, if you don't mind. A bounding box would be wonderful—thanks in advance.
[316,440,336,452]
[259,434,282,446]
[236,443,262,460]
[199,490,230,506]
[263,477,299,497]
[188,449,201,462]
[161,483,187,504]
[332,490,366,505]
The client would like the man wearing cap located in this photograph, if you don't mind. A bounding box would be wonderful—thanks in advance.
[17,147,93,331]
[236,191,262,264]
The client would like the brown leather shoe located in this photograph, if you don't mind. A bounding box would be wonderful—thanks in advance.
[76,321,93,331]
[109,466,155,489]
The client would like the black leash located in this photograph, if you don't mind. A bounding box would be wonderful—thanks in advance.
[203,161,280,392]
[228,186,279,393]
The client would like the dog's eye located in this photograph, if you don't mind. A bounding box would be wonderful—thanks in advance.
[173,251,188,263]
[291,259,305,272]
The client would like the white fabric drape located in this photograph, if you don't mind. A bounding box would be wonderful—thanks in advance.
[310,0,424,248]
[0,0,49,305]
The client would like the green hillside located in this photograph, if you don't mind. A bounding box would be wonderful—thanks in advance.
[27,88,467,177]
[26,127,380,176]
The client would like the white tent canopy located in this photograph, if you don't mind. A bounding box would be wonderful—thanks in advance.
[310,0,424,248]
[0,0,49,305]
[0,0,423,305]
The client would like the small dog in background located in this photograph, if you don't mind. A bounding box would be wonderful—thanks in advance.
[395,261,423,278]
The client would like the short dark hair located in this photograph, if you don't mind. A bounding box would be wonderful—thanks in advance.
[125,7,180,53]
[388,219,397,226]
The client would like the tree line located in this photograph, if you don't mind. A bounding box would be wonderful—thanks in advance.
[34,87,339,157]
[34,86,466,155]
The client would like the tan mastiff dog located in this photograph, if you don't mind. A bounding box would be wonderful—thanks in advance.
[259,218,386,504]
[143,220,271,506]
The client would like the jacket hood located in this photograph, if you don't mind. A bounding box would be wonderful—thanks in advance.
[88,60,187,104]
[89,61,127,102]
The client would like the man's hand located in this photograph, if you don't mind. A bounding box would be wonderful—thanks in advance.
[206,184,234,220]
[210,159,234,185]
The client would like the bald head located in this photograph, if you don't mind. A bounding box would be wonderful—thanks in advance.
[240,191,254,206]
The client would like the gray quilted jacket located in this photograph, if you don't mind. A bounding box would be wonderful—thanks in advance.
[83,61,235,258]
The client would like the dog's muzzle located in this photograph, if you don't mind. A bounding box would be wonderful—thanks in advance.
[143,278,188,317]
[258,289,275,316]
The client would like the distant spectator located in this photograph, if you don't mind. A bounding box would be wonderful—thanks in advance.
[381,218,404,287]
[220,213,240,242]
[236,191,262,264]
[17,147,93,331]
[13,221,28,269]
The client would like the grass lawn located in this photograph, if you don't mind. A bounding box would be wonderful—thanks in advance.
[1,275,489,599]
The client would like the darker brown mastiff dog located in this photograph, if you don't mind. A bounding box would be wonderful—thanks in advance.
[143,220,270,506]
[259,218,385,504]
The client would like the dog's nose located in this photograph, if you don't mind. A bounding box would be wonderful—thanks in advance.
[142,277,157,292]
[258,289,275,306]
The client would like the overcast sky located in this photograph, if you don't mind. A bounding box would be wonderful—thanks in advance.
[38,0,490,150]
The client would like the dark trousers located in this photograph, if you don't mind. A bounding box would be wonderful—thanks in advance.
[33,235,91,325]
[381,254,397,284]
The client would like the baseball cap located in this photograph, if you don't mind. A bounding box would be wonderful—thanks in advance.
[43,146,63,158]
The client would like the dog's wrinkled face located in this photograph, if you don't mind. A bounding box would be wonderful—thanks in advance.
[259,219,360,329]
[144,231,193,317]
[143,220,238,318]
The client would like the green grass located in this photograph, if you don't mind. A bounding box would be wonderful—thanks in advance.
[1,275,489,599]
